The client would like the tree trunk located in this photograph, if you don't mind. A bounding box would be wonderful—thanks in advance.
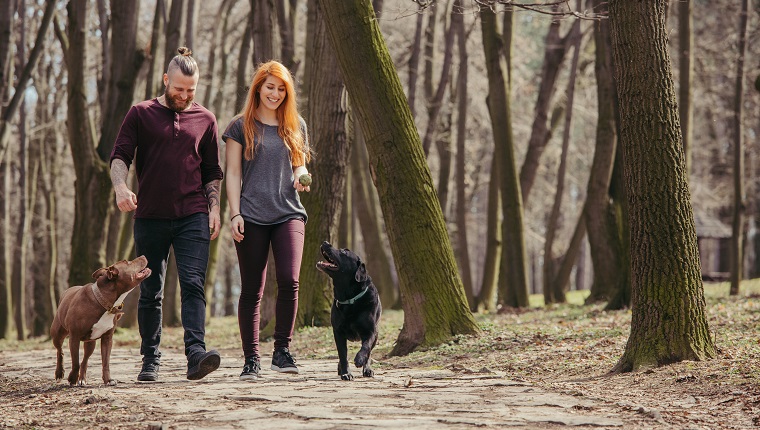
[407,7,424,119]
[65,0,114,286]
[0,0,55,163]
[276,0,296,72]
[185,0,196,49]
[0,1,12,337]
[452,0,474,310]
[585,0,623,304]
[163,0,185,71]
[603,136,632,310]
[729,0,749,296]
[101,0,145,262]
[609,0,715,372]
[678,0,693,176]
[338,173,353,249]
[480,5,529,308]
[352,124,398,308]
[12,15,29,338]
[0,152,11,338]
[319,0,479,355]
[96,0,110,116]
[422,2,455,157]
[145,0,164,100]
[296,1,350,328]
[476,155,501,311]
[164,248,181,327]
[251,0,276,65]
[0,0,14,105]
[434,109,452,217]
[519,7,574,204]
[543,17,581,305]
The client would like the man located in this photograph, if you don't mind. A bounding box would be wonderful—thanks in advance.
[110,47,223,382]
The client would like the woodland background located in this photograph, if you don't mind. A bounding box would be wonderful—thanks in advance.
[0,0,758,354]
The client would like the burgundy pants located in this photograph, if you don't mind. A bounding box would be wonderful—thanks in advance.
[234,218,305,359]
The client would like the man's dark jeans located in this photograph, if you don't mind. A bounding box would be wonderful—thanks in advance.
[135,212,210,364]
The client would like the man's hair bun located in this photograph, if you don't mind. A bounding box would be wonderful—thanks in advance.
[177,47,193,56]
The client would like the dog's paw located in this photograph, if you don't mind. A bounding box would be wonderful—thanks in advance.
[76,379,87,387]
[105,379,117,386]
[340,372,354,381]
[354,351,369,368]
[363,367,374,378]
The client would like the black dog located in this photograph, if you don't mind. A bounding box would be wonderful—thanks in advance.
[317,241,382,380]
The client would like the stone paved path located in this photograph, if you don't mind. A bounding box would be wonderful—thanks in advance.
[1,348,626,429]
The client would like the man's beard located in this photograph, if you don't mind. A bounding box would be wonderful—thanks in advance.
[164,90,193,111]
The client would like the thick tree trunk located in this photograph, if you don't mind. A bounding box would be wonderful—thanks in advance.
[609,0,715,372]
[297,1,350,328]
[319,0,479,355]
[480,5,529,308]
[65,0,114,287]
[729,0,749,296]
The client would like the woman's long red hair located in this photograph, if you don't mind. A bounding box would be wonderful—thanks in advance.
[239,61,308,165]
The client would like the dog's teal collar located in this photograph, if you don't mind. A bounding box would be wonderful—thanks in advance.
[335,286,368,306]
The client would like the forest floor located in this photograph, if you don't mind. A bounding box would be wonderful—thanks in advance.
[2,281,760,429]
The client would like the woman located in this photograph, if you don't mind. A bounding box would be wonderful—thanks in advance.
[223,61,311,380]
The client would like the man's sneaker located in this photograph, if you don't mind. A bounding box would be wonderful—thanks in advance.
[240,356,261,381]
[271,347,299,374]
[137,362,159,382]
[187,350,221,380]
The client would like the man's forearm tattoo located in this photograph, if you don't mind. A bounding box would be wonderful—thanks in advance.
[205,179,221,209]
[110,159,129,187]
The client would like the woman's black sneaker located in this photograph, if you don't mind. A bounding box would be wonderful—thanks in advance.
[240,356,261,381]
[271,347,299,374]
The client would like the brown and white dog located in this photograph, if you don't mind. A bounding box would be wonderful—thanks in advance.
[51,256,151,386]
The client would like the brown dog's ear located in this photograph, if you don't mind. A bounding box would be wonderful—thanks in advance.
[92,268,107,280]
[106,267,119,280]
[355,262,368,282]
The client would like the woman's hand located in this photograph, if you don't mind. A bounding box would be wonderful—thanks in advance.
[230,214,245,242]
[294,173,311,193]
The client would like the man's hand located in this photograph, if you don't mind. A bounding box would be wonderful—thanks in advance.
[114,184,137,212]
[111,159,136,212]
[209,206,221,240]
[204,179,222,240]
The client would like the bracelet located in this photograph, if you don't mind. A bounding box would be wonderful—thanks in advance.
[230,213,242,222]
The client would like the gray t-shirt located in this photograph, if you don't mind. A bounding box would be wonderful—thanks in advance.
[222,116,308,225]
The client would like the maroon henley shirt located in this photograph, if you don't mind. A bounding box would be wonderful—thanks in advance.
[110,99,223,219]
